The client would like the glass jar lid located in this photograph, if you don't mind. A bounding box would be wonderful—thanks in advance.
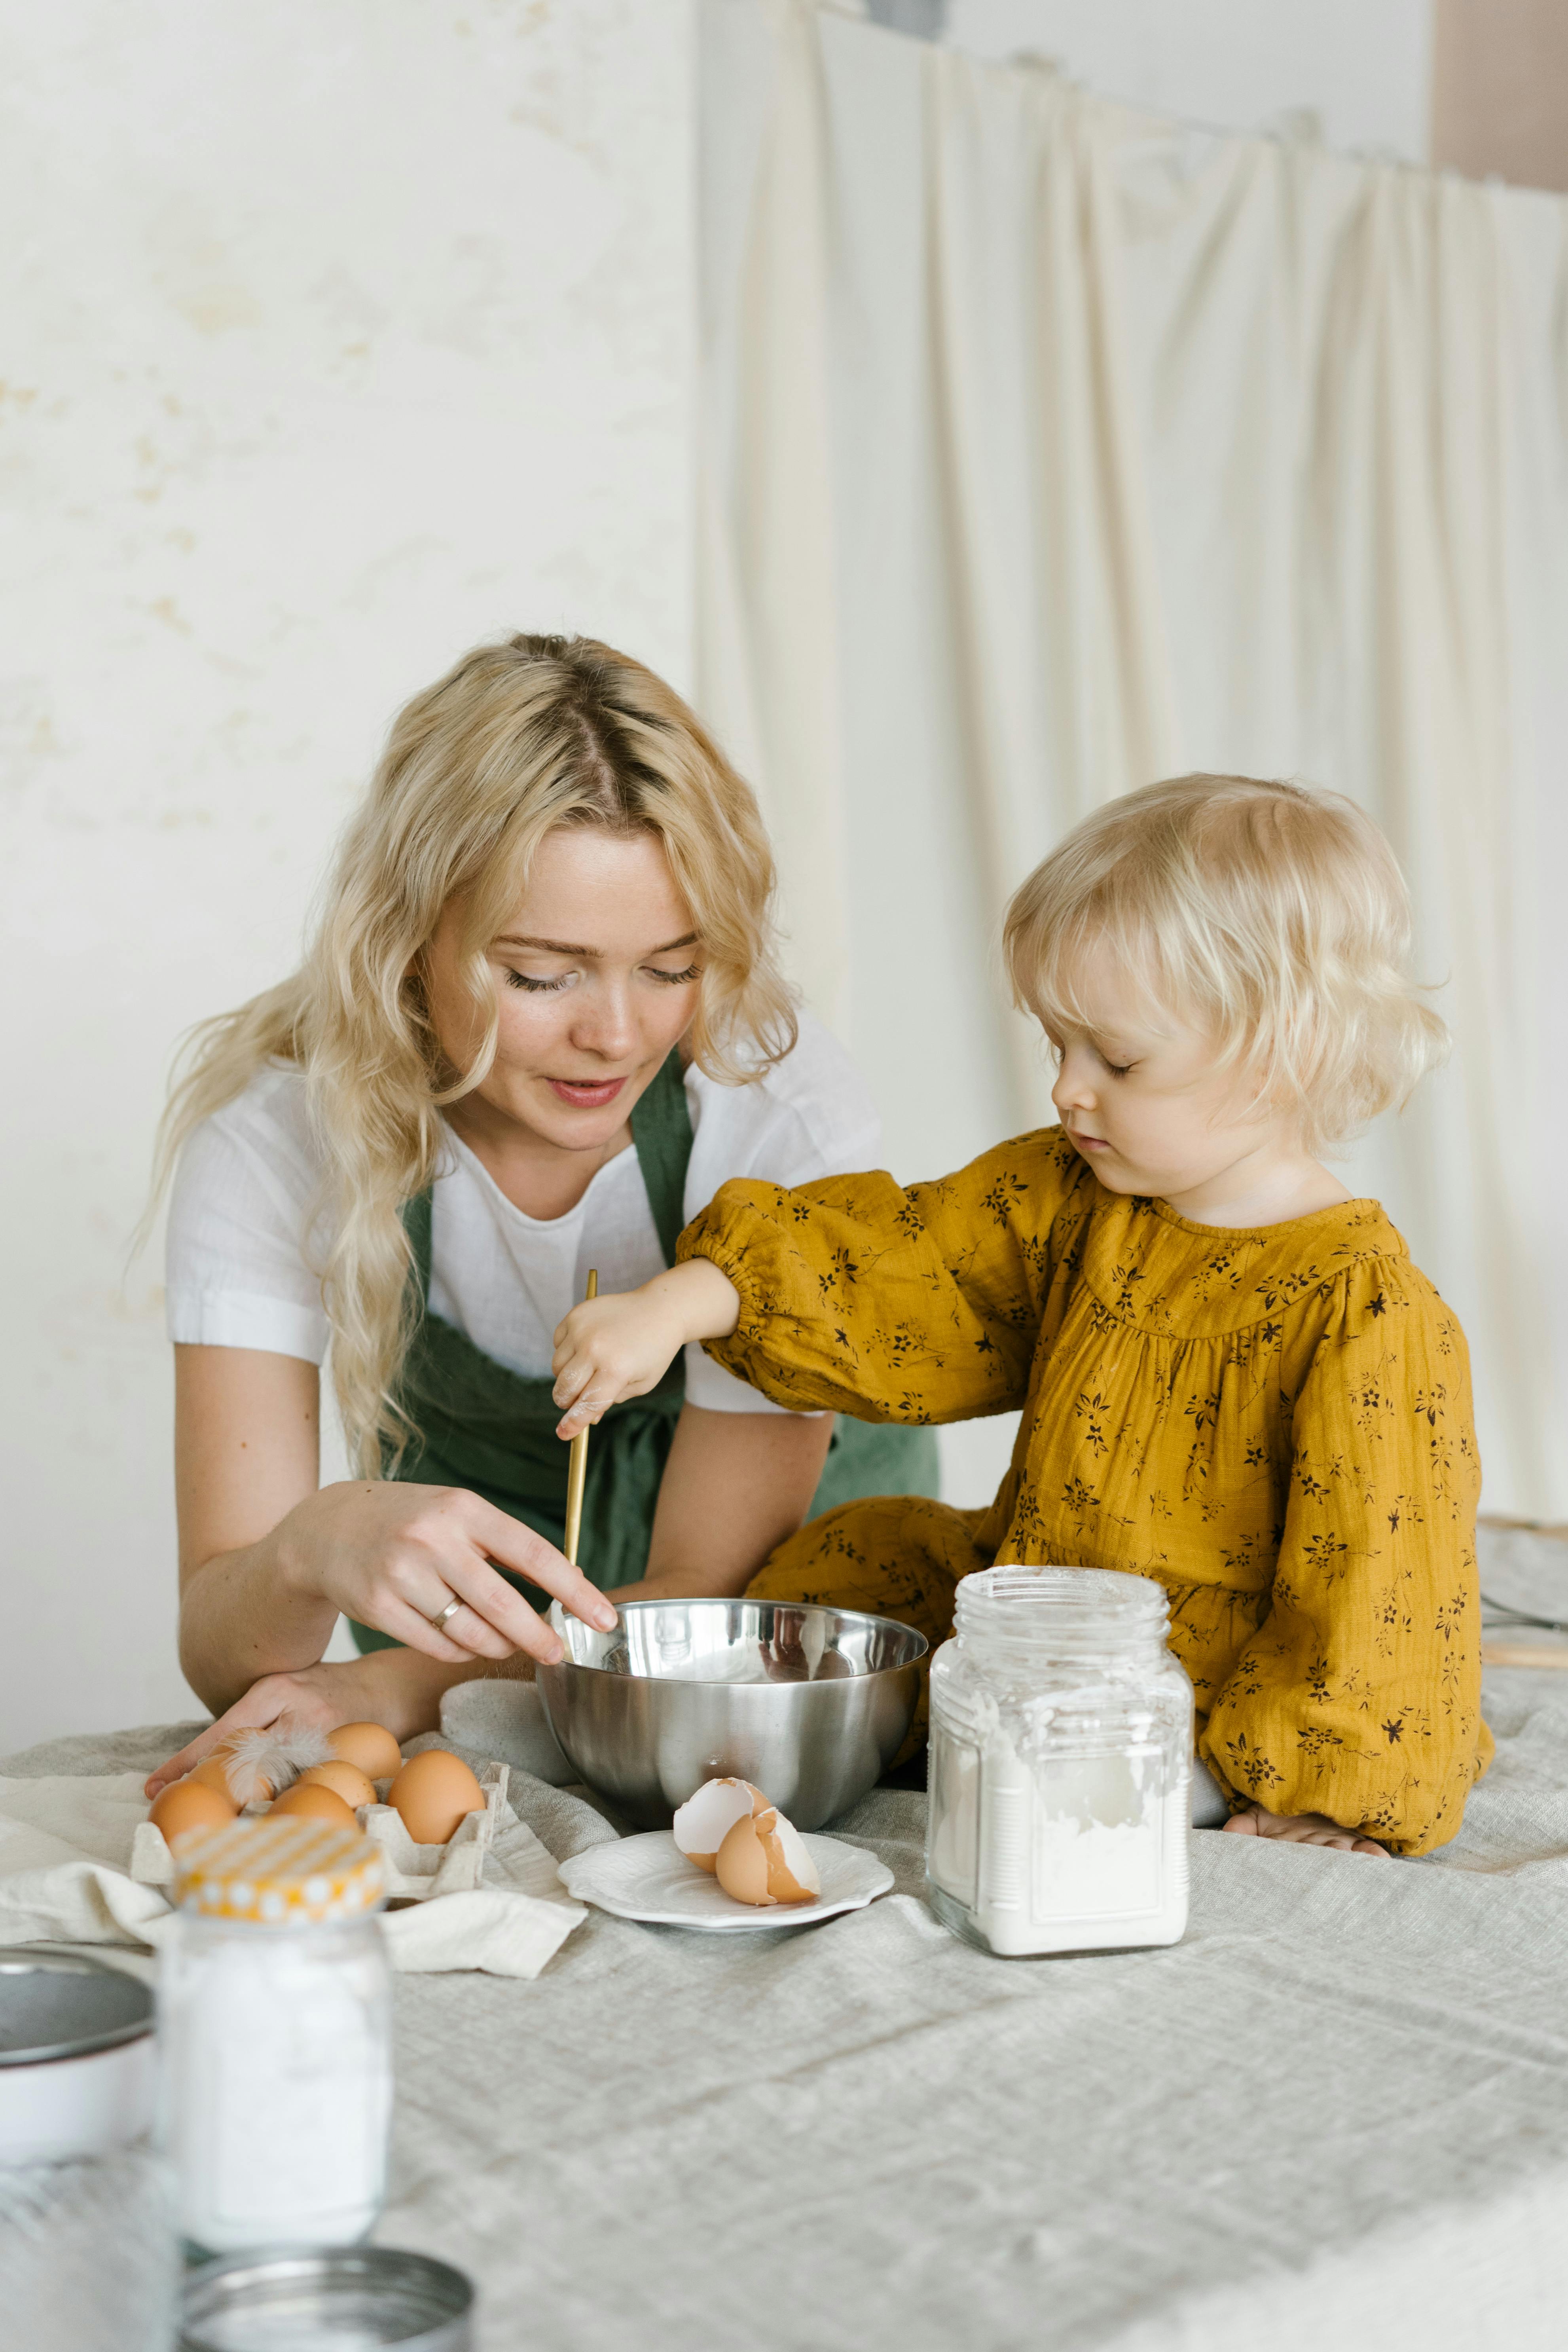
[173,1815,385,1924]
[954,1564,1169,1657]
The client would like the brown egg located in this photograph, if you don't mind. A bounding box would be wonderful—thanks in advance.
[151,1777,237,1847]
[270,1782,357,1829]
[388,1750,485,1847]
[714,1805,821,1907]
[328,1722,403,1782]
[191,1737,275,1808]
[296,1760,376,1811]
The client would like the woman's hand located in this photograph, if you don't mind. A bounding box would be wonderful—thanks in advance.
[145,1660,385,1799]
[552,1260,741,1439]
[270,1480,618,1665]
[1222,1804,1389,1856]
[143,1643,480,1799]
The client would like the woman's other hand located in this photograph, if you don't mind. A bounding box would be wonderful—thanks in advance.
[273,1479,617,1665]
[552,1260,740,1438]
[1222,1804,1388,1856]
[144,1649,448,1799]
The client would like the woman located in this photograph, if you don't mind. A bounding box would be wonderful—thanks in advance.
[147,634,935,1791]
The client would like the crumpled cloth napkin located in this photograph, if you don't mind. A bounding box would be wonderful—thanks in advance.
[440,1676,578,1785]
[0,1770,586,1978]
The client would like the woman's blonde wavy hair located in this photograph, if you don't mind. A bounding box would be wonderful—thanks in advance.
[1003,774,1447,1155]
[152,633,796,1474]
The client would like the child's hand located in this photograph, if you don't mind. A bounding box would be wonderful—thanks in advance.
[1222,1804,1388,1857]
[552,1261,741,1439]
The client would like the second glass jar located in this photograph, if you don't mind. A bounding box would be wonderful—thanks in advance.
[926,1565,1193,1957]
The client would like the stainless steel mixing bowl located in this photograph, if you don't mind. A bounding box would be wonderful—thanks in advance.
[537,1597,928,1830]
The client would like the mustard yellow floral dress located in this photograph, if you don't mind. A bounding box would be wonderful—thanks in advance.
[678,1126,1489,1855]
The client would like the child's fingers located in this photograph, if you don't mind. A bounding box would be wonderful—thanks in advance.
[556,1389,612,1441]
[552,1353,594,1410]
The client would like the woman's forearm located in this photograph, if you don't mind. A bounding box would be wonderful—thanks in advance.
[177,1528,341,1715]
[174,1346,332,1711]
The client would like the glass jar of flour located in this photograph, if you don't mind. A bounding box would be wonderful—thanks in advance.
[158,1814,392,2254]
[926,1566,1193,1957]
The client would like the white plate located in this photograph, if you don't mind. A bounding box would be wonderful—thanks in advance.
[557,1830,894,1931]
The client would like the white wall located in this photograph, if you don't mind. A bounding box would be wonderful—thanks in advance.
[1,0,694,1753]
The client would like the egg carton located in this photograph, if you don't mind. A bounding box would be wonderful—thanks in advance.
[364,1761,510,1902]
[131,1760,511,1905]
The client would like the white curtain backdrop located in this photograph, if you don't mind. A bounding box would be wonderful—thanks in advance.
[697,0,1568,1520]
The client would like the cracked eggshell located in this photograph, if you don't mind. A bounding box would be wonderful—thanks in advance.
[714,1805,822,1907]
[714,1807,775,1905]
[764,1810,822,1902]
[672,1777,770,1873]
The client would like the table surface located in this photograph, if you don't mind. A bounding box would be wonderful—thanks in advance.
[7,1525,1568,2352]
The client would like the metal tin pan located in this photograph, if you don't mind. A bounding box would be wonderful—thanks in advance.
[0,1947,154,2066]
[0,1948,157,2166]
[180,2246,474,2350]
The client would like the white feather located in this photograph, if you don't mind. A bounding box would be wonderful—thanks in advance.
[222,1720,332,1806]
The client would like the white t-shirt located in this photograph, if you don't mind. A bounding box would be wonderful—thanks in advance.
[164,1011,879,1415]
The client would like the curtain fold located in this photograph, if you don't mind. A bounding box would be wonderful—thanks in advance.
[699,0,1568,1516]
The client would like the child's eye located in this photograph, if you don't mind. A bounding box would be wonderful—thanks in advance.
[647,962,701,986]
[505,968,574,994]
[1105,1061,1133,1078]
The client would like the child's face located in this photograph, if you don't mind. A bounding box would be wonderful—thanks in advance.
[1046,939,1282,1205]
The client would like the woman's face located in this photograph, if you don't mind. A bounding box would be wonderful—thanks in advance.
[423,825,703,1156]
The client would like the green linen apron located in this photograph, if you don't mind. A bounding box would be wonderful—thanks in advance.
[351,1051,938,1651]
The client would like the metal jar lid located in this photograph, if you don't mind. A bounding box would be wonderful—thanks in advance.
[180,2246,474,2351]
[0,1948,154,2066]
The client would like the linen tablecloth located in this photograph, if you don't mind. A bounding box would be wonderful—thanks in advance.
[6,1525,1568,2350]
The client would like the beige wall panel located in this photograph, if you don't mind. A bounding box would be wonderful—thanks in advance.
[1432,0,1568,191]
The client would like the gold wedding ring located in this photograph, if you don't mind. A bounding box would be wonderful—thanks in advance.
[427,1597,463,1633]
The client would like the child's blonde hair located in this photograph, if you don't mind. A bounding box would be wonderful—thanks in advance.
[152,632,795,1473]
[1003,774,1447,1154]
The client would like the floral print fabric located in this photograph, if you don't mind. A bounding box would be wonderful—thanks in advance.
[680,1127,1489,1853]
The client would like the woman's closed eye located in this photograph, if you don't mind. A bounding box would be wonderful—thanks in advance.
[505,967,575,994]
[503,959,700,994]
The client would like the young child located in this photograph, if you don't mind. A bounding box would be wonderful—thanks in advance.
[553,776,1488,1857]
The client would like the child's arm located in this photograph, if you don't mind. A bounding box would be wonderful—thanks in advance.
[1201,1263,1487,1857]
[552,1129,1089,1438]
[553,1261,741,1438]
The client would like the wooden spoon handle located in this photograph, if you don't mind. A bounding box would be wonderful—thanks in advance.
[563,1269,598,1567]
